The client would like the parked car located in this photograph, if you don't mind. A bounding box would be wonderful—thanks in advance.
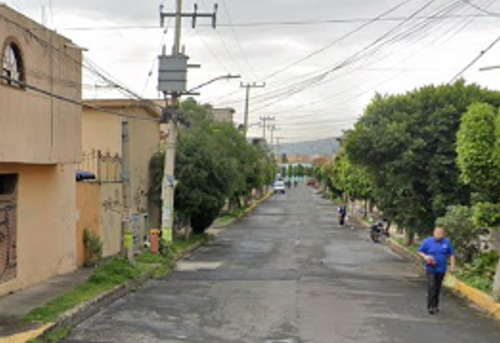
[273,180,286,194]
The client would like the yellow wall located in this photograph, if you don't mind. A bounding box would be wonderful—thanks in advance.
[76,183,100,267]
[0,163,77,296]
[128,115,160,214]
[81,110,122,158]
[0,5,81,164]
[99,183,122,257]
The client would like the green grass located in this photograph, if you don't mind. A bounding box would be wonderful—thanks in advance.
[171,234,207,255]
[23,258,144,324]
[217,208,245,225]
[136,251,168,264]
[23,232,209,329]
[26,326,71,343]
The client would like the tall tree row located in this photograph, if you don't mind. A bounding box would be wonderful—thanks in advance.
[149,99,275,234]
[328,81,500,298]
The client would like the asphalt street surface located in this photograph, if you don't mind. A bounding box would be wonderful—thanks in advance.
[64,185,500,343]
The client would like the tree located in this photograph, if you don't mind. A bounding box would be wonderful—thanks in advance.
[473,203,500,300]
[456,104,500,299]
[345,81,500,244]
[149,100,275,235]
[331,148,373,211]
[456,103,500,201]
[436,206,489,263]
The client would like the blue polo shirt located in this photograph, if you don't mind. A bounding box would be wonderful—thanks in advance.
[418,237,455,274]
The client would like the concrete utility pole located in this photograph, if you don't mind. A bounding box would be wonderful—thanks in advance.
[268,124,279,147]
[259,115,275,142]
[121,120,133,261]
[241,82,266,138]
[158,0,217,243]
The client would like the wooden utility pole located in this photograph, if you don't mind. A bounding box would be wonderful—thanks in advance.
[241,82,266,138]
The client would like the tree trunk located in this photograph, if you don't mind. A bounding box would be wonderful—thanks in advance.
[404,229,415,246]
[492,230,500,301]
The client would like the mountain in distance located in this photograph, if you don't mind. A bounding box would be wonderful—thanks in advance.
[279,137,339,157]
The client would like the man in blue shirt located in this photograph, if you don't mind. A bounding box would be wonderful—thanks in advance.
[418,227,456,315]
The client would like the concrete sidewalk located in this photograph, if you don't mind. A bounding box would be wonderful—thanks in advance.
[0,268,92,339]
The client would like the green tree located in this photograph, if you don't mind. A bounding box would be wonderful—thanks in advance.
[345,81,500,243]
[149,100,275,234]
[436,206,489,263]
[457,103,500,201]
[331,149,373,204]
[456,103,500,298]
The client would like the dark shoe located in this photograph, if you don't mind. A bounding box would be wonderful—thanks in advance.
[428,308,436,315]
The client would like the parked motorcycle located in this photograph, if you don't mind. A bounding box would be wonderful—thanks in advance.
[370,220,390,243]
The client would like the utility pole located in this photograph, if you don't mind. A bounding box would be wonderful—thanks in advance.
[259,115,275,142]
[158,1,217,243]
[121,120,133,261]
[268,124,279,147]
[241,82,266,138]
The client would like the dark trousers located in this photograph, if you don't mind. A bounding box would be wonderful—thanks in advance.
[427,272,445,309]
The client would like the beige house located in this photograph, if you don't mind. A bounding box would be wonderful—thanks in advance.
[80,99,161,256]
[0,5,82,296]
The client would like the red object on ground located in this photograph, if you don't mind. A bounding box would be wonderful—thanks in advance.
[150,229,160,254]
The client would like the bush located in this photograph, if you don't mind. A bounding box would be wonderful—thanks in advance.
[83,229,103,267]
[457,250,499,293]
[436,206,489,263]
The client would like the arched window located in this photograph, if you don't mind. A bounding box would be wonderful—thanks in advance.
[2,41,24,88]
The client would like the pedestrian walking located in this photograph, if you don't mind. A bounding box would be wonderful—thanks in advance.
[338,204,347,226]
[417,227,456,315]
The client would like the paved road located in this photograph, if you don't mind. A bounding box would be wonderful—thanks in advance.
[65,186,499,343]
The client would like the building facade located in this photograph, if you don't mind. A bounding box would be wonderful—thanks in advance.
[0,5,82,296]
[80,99,161,258]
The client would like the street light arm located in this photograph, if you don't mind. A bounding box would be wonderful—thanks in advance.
[188,74,241,93]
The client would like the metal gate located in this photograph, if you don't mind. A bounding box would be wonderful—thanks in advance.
[0,195,16,284]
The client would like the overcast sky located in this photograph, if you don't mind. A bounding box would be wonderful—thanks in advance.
[7,0,500,142]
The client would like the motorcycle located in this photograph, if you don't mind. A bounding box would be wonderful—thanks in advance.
[370,220,390,243]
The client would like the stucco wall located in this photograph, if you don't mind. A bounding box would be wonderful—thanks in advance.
[81,110,122,158]
[0,163,77,296]
[100,183,122,258]
[128,116,160,215]
[76,182,100,267]
[0,5,82,164]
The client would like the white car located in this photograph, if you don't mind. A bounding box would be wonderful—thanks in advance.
[273,180,286,194]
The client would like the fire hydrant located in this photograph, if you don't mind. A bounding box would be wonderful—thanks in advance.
[149,228,161,254]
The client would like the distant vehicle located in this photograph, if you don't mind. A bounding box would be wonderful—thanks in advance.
[307,178,317,186]
[273,180,286,194]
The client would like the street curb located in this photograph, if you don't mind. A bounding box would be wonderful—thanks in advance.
[385,238,500,321]
[209,192,273,234]
[6,192,274,343]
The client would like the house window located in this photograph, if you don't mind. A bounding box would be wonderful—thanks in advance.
[2,42,24,88]
[0,174,18,195]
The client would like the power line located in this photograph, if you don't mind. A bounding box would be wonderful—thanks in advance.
[57,13,500,31]
[254,0,488,117]
[449,32,500,83]
[0,73,160,122]
[461,0,500,18]
[262,0,415,80]
[220,0,259,80]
